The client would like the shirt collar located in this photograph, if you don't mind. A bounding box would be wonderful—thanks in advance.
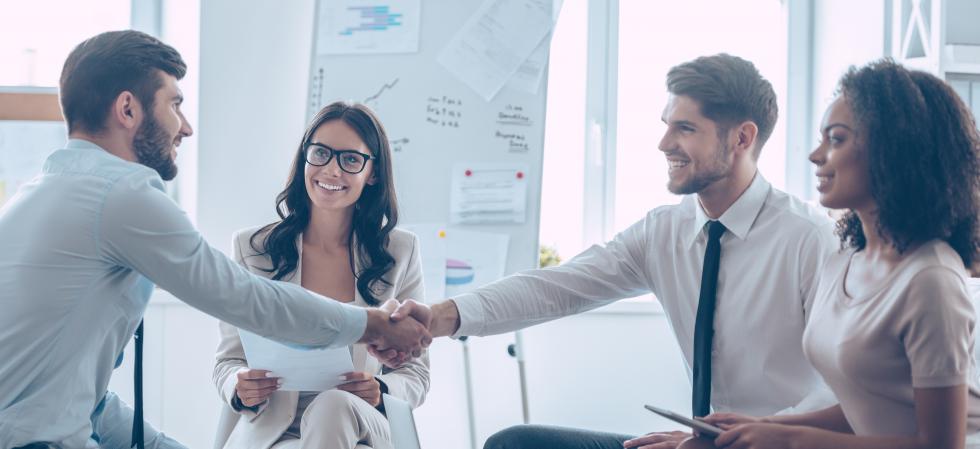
[687,172,771,248]
[65,138,106,151]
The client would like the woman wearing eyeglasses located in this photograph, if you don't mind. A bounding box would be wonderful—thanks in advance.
[212,101,428,449]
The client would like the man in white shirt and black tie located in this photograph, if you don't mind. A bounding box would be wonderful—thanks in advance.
[382,53,838,449]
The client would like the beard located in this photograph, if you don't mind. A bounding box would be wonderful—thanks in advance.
[133,112,178,181]
[667,141,732,195]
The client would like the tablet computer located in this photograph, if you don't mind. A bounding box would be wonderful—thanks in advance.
[643,405,724,438]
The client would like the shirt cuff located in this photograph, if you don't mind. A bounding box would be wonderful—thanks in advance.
[912,372,968,388]
[332,305,368,347]
[451,293,485,338]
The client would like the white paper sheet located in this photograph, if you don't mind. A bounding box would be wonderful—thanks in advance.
[444,229,509,297]
[505,0,563,94]
[317,0,421,55]
[437,0,554,100]
[450,163,529,225]
[239,330,355,391]
[398,223,447,301]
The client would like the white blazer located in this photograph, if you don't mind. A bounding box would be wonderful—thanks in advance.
[213,225,429,449]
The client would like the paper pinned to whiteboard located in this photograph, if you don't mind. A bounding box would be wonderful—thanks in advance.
[450,163,528,225]
[398,223,448,300]
[505,0,563,95]
[444,229,509,297]
[437,0,555,101]
[317,0,421,55]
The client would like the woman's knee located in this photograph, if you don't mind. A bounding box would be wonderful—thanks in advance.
[306,390,361,420]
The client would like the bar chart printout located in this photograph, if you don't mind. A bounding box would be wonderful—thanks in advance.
[317,0,421,55]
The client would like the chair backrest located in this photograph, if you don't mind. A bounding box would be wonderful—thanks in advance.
[213,401,240,449]
[384,393,422,449]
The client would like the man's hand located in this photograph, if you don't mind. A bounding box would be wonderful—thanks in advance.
[623,431,691,449]
[391,299,458,338]
[234,368,280,408]
[370,299,462,368]
[336,371,382,407]
[360,301,431,360]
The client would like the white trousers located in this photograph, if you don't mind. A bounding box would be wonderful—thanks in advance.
[271,390,392,449]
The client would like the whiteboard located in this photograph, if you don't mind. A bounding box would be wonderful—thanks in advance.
[307,0,551,279]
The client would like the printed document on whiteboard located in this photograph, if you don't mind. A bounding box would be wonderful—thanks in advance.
[437,0,554,100]
[449,163,529,225]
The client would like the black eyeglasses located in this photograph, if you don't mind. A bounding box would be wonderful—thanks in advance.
[304,143,375,174]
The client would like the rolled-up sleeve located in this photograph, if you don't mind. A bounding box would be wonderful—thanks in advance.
[97,171,366,348]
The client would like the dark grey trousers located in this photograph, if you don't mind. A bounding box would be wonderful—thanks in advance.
[484,425,636,449]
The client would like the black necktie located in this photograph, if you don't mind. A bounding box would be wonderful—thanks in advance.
[692,220,725,417]
[132,320,144,449]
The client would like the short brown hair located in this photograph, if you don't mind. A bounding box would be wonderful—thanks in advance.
[59,30,186,134]
[666,53,777,158]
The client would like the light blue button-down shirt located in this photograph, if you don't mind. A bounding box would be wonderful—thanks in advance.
[0,139,367,448]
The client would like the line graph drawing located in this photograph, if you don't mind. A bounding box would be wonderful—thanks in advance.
[364,78,399,104]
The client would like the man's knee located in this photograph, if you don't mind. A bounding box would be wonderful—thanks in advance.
[484,425,557,449]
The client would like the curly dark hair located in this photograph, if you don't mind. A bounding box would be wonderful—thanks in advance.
[251,102,398,305]
[834,59,980,272]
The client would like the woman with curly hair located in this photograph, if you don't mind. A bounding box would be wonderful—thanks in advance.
[697,59,980,449]
[212,101,428,449]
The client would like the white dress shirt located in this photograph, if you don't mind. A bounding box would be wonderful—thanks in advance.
[453,173,838,416]
[0,139,367,448]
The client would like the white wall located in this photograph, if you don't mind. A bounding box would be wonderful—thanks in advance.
[196,0,315,246]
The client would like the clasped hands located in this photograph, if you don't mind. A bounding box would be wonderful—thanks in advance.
[361,298,435,367]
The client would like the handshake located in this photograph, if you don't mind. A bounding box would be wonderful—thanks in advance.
[358,299,459,367]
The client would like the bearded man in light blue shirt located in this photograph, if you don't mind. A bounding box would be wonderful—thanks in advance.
[0,30,431,449]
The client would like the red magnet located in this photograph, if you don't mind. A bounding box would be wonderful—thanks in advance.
[465,169,472,177]
[516,171,524,179]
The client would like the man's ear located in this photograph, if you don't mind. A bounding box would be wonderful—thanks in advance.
[111,91,142,131]
[732,121,759,156]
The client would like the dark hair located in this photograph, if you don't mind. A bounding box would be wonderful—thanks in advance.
[59,30,186,134]
[835,59,980,272]
[251,102,398,305]
[666,53,778,158]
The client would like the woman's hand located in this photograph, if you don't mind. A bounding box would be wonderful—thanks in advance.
[714,423,807,449]
[235,368,280,407]
[337,371,382,407]
[702,412,763,430]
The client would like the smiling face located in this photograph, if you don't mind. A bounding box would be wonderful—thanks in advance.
[658,94,733,194]
[132,71,192,181]
[304,119,376,215]
[809,96,874,211]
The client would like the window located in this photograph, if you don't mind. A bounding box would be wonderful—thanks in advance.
[0,1,131,87]
[614,0,788,230]
[539,0,588,261]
